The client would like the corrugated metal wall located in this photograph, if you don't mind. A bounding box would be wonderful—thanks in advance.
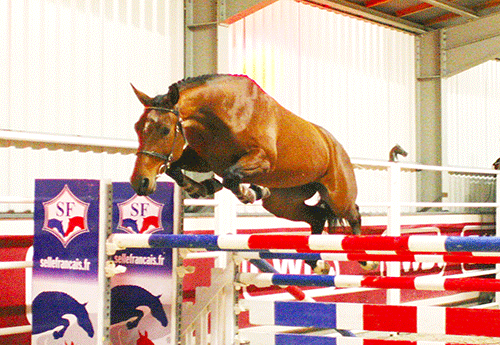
[1,0,183,212]
[443,60,500,168]
[226,0,416,213]
[442,60,500,210]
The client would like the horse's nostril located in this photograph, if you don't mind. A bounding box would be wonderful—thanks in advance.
[141,178,149,190]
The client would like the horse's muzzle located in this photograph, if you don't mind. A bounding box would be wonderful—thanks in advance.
[131,176,155,196]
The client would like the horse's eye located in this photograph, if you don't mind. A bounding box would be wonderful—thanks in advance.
[161,127,170,136]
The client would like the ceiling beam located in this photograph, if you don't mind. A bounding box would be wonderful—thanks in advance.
[421,0,479,19]
[305,0,427,34]
[365,0,391,8]
[396,3,433,17]
[222,0,278,24]
[424,12,458,26]
[441,11,500,76]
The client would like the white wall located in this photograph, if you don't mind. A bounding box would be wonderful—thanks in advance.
[223,0,416,213]
[441,61,500,210]
[225,0,416,161]
[443,60,500,169]
[0,0,184,212]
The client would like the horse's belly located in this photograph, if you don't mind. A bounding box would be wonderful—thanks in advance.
[245,165,326,188]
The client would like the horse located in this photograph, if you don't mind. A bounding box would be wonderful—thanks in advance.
[137,331,155,345]
[111,285,168,329]
[130,74,362,273]
[32,291,94,339]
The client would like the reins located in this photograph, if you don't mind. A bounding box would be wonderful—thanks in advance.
[136,106,186,170]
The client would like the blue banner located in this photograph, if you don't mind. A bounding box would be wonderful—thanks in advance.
[32,179,100,344]
[110,182,175,345]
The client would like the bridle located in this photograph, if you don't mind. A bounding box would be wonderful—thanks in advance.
[136,106,186,170]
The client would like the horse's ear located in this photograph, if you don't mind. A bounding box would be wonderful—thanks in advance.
[156,294,162,299]
[131,83,153,106]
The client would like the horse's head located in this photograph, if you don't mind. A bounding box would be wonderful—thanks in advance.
[150,294,169,327]
[130,84,185,195]
[76,302,95,338]
[137,331,154,345]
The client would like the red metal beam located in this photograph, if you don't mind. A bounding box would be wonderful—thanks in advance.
[424,12,458,26]
[396,3,433,17]
[365,0,392,8]
[476,0,500,10]
[422,0,500,27]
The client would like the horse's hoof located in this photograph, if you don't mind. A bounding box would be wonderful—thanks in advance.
[313,261,331,275]
[53,330,64,339]
[248,184,271,200]
[238,185,256,204]
[260,187,271,199]
[359,261,379,271]
[126,321,138,330]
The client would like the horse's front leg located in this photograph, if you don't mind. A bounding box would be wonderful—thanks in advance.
[167,168,223,198]
[222,148,271,203]
[53,318,70,339]
[126,309,143,329]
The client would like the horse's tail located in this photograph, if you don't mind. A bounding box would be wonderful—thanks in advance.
[317,198,341,234]
[325,209,348,234]
[326,214,336,234]
[323,201,361,235]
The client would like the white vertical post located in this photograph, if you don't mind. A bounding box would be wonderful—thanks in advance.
[213,187,238,345]
[98,180,112,344]
[214,186,236,270]
[173,184,183,344]
[173,184,183,235]
[496,172,500,307]
[214,187,237,235]
[386,163,401,305]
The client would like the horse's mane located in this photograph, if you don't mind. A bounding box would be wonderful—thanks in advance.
[174,74,224,90]
[154,74,252,107]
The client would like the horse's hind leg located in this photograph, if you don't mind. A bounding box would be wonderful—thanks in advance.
[317,182,377,270]
[53,318,70,339]
[343,204,378,270]
[346,204,361,235]
[262,185,331,274]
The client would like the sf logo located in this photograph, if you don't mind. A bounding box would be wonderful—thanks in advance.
[117,195,164,234]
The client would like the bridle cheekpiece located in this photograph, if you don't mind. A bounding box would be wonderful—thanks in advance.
[136,106,185,170]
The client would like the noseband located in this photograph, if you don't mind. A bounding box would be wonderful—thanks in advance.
[136,107,185,170]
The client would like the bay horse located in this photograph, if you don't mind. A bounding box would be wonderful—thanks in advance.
[130,74,362,273]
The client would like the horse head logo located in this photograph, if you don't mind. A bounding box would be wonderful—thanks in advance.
[137,331,155,345]
[111,285,168,329]
[117,195,163,234]
[33,291,94,339]
[42,185,89,247]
